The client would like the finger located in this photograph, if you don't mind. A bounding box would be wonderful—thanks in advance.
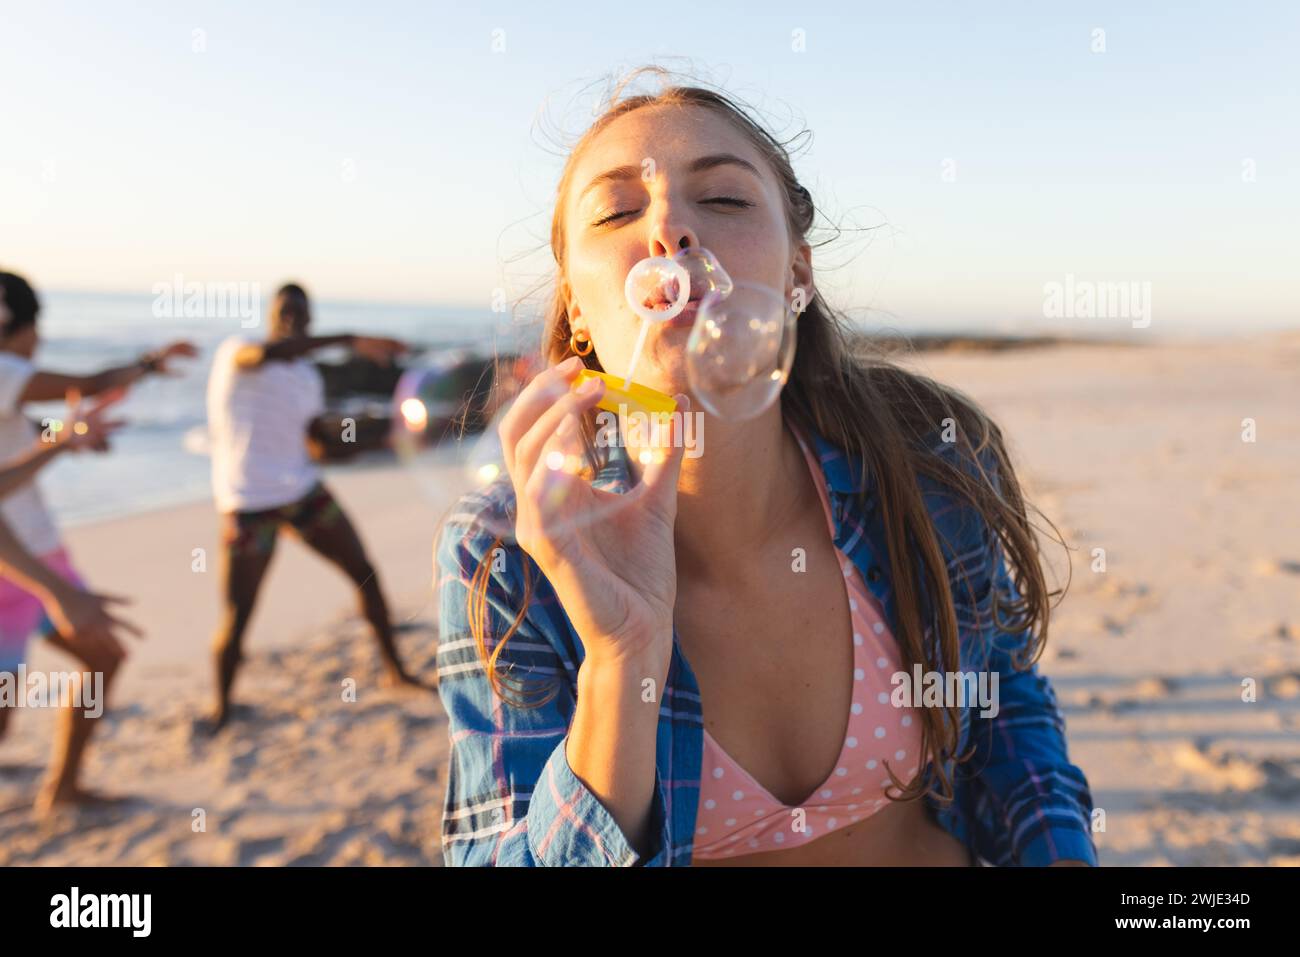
[637,394,690,511]
[80,415,124,435]
[497,356,587,478]
[92,592,134,607]
[521,448,591,532]
[106,612,145,640]
[513,376,605,484]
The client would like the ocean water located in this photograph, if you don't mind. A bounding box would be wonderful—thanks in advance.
[21,289,1264,528]
[24,291,534,526]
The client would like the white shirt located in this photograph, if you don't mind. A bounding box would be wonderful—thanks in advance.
[206,336,326,513]
[0,351,63,556]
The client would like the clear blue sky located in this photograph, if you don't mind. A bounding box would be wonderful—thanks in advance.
[2,0,1296,332]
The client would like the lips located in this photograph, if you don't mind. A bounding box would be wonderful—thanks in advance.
[663,300,700,329]
[644,278,687,311]
[644,291,708,313]
[639,275,702,329]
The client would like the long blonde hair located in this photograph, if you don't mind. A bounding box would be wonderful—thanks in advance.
[461,68,1068,809]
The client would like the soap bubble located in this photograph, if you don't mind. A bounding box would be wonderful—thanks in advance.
[624,256,690,324]
[685,281,796,420]
[673,246,733,301]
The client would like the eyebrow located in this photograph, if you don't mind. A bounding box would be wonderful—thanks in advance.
[577,153,763,203]
[688,153,762,178]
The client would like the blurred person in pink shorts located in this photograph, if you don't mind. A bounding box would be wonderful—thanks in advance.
[0,270,187,814]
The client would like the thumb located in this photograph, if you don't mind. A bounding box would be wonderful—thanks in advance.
[638,394,691,509]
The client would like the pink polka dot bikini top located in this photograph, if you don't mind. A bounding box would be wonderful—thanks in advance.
[692,422,925,860]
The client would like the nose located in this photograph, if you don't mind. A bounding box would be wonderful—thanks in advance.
[646,199,699,260]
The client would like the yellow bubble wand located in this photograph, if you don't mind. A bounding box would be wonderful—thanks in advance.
[574,256,689,418]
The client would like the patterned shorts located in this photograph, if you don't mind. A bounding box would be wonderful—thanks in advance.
[221,483,344,559]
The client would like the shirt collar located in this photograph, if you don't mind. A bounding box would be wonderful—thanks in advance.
[802,421,870,498]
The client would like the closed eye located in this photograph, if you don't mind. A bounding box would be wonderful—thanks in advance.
[591,208,634,227]
[702,196,754,209]
[590,197,754,229]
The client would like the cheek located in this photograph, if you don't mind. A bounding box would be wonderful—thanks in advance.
[714,214,792,286]
[565,244,638,339]
[585,310,639,371]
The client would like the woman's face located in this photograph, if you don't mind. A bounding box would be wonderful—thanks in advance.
[560,104,811,396]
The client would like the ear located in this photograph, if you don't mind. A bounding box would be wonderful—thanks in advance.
[560,277,583,326]
[789,241,814,307]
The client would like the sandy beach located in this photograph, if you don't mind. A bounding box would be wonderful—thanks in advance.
[1,331,1297,866]
[1,459,463,865]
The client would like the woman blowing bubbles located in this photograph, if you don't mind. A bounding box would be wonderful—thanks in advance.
[434,70,1097,867]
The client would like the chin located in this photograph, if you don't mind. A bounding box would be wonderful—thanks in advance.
[637,346,692,394]
[637,368,688,399]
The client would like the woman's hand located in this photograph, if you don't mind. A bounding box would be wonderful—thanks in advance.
[498,356,688,668]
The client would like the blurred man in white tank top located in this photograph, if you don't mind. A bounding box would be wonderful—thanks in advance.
[204,282,422,733]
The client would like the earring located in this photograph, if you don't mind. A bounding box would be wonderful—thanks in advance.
[570,329,594,356]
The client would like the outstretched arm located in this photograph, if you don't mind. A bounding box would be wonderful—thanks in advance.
[19,341,197,402]
[234,335,406,370]
[234,334,354,369]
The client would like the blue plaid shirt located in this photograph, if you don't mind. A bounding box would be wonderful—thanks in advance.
[434,421,1098,866]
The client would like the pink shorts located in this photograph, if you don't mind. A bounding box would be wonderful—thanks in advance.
[0,547,85,674]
